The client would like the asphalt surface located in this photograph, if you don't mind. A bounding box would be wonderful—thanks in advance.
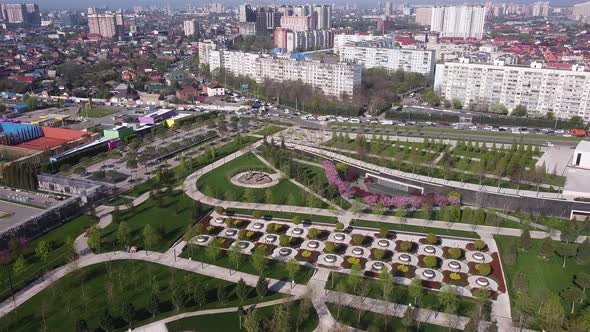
[0,200,42,233]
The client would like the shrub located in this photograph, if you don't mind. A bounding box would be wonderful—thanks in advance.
[379,227,388,238]
[335,222,344,231]
[252,211,262,218]
[475,263,492,276]
[215,237,225,245]
[352,234,366,246]
[225,218,234,227]
[426,233,438,245]
[448,247,462,259]
[474,240,486,250]
[423,256,437,268]
[238,229,246,240]
[448,191,461,202]
[292,216,301,225]
[373,248,385,260]
[232,219,242,227]
[279,234,289,246]
[397,264,409,272]
[347,257,360,265]
[215,206,224,214]
[308,228,320,239]
[400,241,413,252]
[302,250,312,258]
[450,272,461,280]
[273,224,283,232]
[325,242,336,253]
[246,231,255,238]
[206,226,215,234]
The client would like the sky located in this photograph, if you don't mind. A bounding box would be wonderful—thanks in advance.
[33,0,590,11]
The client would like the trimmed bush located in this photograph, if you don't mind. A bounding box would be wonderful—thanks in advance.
[373,248,385,260]
[474,239,486,250]
[308,228,320,239]
[426,233,438,245]
[215,206,224,214]
[352,234,367,246]
[400,241,412,252]
[397,264,409,272]
[475,263,492,276]
[379,227,388,238]
[325,242,336,253]
[347,257,361,265]
[292,216,301,225]
[302,250,312,258]
[450,272,461,280]
[423,256,437,268]
[448,247,462,259]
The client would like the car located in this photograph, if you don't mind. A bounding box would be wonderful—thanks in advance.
[545,142,555,147]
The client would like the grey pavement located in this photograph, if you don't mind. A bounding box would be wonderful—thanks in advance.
[0,200,42,233]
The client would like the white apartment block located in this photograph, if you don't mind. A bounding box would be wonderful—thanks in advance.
[431,6,486,39]
[203,49,361,98]
[334,34,391,54]
[183,19,199,36]
[340,46,435,76]
[434,59,590,121]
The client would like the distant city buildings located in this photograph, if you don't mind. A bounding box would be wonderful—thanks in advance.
[573,1,590,23]
[274,28,332,52]
[334,34,387,54]
[532,1,551,17]
[183,19,199,36]
[341,45,436,76]
[415,7,432,26]
[434,58,590,120]
[430,6,486,39]
[0,3,40,26]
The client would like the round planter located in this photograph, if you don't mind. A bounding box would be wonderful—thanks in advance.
[292,228,304,235]
[196,235,208,243]
[422,269,435,279]
[377,239,389,247]
[252,222,264,230]
[238,241,249,249]
[473,252,485,262]
[476,277,490,287]
[225,229,237,236]
[448,261,461,270]
[265,234,277,242]
[279,248,292,256]
[352,247,364,256]
[324,254,337,263]
[372,262,385,271]
[399,254,411,262]
[424,245,436,254]
[334,233,345,241]
[307,241,319,249]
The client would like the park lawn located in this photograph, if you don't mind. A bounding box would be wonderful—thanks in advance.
[351,219,480,239]
[99,190,201,253]
[0,261,283,332]
[291,159,352,210]
[328,272,489,319]
[255,125,285,137]
[180,245,314,285]
[197,153,327,208]
[328,303,457,331]
[495,236,588,324]
[82,107,119,118]
[166,300,318,332]
[105,196,133,206]
[225,208,339,224]
[0,214,96,304]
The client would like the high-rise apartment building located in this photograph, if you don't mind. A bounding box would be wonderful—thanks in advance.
[430,6,486,39]
[334,34,388,54]
[238,4,255,22]
[280,15,311,32]
[434,59,590,120]
[0,3,40,26]
[532,2,551,17]
[201,48,361,98]
[573,1,590,22]
[88,14,116,38]
[275,28,333,52]
[384,1,393,16]
[341,46,435,76]
[313,5,331,30]
[415,7,433,26]
[183,19,199,36]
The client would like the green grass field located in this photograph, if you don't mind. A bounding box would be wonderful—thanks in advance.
[224,208,339,224]
[99,190,201,253]
[351,219,480,239]
[197,153,327,208]
[180,245,314,284]
[495,235,589,328]
[0,214,96,303]
[166,300,318,332]
[0,261,282,332]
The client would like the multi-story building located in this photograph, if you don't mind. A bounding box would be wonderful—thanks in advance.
[280,15,311,32]
[532,2,551,17]
[238,4,255,22]
[415,7,432,26]
[238,22,256,36]
[255,7,281,36]
[341,46,435,76]
[434,59,590,120]
[276,29,333,52]
[334,33,390,54]
[313,5,331,30]
[384,0,393,16]
[430,6,486,39]
[0,3,39,26]
[203,49,361,98]
[573,1,590,22]
[88,14,116,38]
[183,19,199,36]
[293,5,313,17]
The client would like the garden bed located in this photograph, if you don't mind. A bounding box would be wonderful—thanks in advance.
[442,246,465,260]
[369,248,393,261]
[342,256,367,269]
[395,240,418,253]
[295,249,320,263]
[418,255,442,269]
[443,271,468,287]
[392,263,416,278]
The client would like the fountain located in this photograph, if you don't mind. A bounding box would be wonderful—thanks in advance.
[292,228,304,235]
[324,254,337,263]
[308,241,319,249]
[279,248,292,256]
[372,262,385,271]
[476,277,490,287]
[422,269,436,279]
[352,247,364,256]
[252,222,264,230]
[399,254,411,262]
[238,241,249,249]
[265,234,277,242]
[448,261,461,270]
[424,246,436,254]
[225,229,237,236]
[196,235,208,243]
[473,252,485,262]
[377,239,389,247]
[334,233,345,241]
[215,218,225,224]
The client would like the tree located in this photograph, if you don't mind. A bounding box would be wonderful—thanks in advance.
[402,307,416,328]
[520,228,531,250]
[12,256,26,276]
[171,286,187,312]
[561,287,583,314]
[228,244,243,274]
[117,222,131,246]
[121,302,135,329]
[409,277,424,306]
[251,245,267,274]
[575,272,590,297]
[35,240,50,264]
[243,188,257,203]
[147,293,160,318]
[206,241,221,263]
[452,99,462,110]
[538,294,565,331]
[86,224,102,252]
[270,303,290,332]
[511,105,527,117]
[243,309,259,332]
[75,319,88,332]
[98,309,114,332]
[142,224,160,251]
[292,216,301,225]
[438,286,458,314]
[539,237,555,258]
[426,233,438,245]
[264,188,274,204]
[379,269,393,301]
[556,243,577,268]
[286,258,299,288]
[193,283,207,307]
[256,275,269,298]
[335,222,344,231]
[348,264,362,292]
[236,278,249,304]
[296,297,312,332]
